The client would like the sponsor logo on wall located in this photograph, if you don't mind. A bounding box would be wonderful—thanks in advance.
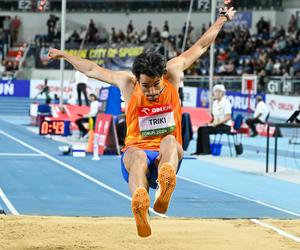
[266,94,300,119]
[30,79,109,99]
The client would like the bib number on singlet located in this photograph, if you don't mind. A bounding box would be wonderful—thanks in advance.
[138,103,176,137]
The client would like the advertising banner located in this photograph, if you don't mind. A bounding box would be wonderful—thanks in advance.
[30,79,109,100]
[266,94,300,120]
[226,91,265,113]
[0,79,30,97]
[36,44,144,70]
[196,87,265,113]
[224,11,252,29]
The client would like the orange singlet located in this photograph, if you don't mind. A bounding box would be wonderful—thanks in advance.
[123,77,182,152]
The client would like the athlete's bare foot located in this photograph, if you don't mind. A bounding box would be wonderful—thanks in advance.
[131,187,151,237]
[153,162,176,214]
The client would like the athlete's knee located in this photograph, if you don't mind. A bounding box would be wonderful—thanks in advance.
[130,149,147,162]
[123,149,148,172]
[161,135,177,146]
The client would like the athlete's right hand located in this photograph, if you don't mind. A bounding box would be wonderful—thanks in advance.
[48,48,65,60]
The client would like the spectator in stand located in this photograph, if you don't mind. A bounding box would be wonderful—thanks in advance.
[127,20,134,35]
[47,15,59,42]
[188,21,194,34]
[146,21,152,40]
[87,19,97,43]
[278,25,286,37]
[256,17,269,34]
[224,61,236,75]
[3,16,11,45]
[288,15,297,33]
[11,16,21,44]
[217,48,229,62]
[138,30,147,43]
[68,30,80,44]
[228,45,239,62]
[117,29,126,43]
[5,60,14,72]
[246,96,269,137]
[111,27,117,43]
[163,20,169,32]
[75,94,99,138]
[181,22,187,35]
[273,59,282,75]
[151,27,161,43]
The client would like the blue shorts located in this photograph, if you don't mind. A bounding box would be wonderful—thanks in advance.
[121,150,182,189]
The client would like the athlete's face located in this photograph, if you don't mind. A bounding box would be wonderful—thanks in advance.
[139,74,163,102]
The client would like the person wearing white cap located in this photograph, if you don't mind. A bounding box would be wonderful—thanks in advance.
[193,84,232,155]
[246,95,269,137]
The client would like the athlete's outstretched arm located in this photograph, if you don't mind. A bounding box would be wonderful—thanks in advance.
[166,7,236,86]
[48,48,134,88]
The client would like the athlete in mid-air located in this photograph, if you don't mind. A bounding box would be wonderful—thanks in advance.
[48,6,235,237]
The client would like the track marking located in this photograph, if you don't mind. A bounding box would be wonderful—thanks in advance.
[177,175,300,218]
[0,153,42,157]
[0,130,166,218]
[251,219,300,243]
[0,188,19,215]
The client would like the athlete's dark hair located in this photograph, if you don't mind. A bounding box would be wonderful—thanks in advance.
[132,51,167,81]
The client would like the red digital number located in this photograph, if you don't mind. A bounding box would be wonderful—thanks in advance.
[52,121,57,132]
[41,121,49,134]
[56,122,64,134]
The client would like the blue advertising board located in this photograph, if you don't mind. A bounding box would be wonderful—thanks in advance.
[224,11,252,29]
[196,88,265,113]
[0,79,30,97]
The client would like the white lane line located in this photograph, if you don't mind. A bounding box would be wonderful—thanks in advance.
[0,153,43,157]
[251,219,300,244]
[177,175,300,218]
[0,188,19,215]
[0,130,166,218]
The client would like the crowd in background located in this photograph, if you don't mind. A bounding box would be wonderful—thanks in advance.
[61,14,300,77]
[1,12,300,79]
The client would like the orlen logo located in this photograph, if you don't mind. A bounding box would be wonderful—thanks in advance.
[141,108,151,115]
[269,100,277,110]
[278,103,293,111]
[269,100,293,111]
[151,105,172,113]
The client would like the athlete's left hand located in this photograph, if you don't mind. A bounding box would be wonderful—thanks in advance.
[219,6,236,21]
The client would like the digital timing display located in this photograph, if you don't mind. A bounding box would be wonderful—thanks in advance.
[39,120,65,135]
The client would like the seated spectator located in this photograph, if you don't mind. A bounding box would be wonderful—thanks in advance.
[193,85,232,155]
[246,96,269,137]
[68,30,80,43]
[53,94,60,104]
[75,94,99,138]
